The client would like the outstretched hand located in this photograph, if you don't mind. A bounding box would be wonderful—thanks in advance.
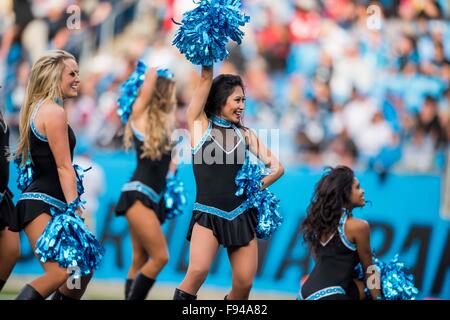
[140,67,158,100]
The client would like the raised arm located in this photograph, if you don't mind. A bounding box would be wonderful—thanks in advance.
[186,66,212,129]
[351,220,382,300]
[247,129,284,189]
[131,67,158,120]
[44,103,79,208]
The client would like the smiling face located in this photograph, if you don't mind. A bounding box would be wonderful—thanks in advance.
[60,58,80,98]
[350,177,365,208]
[219,86,245,124]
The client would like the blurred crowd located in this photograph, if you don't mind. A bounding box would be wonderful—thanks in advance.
[1,0,449,175]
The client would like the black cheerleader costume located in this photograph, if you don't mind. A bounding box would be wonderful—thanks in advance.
[10,100,76,232]
[187,115,258,247]
[0,118,15,231]
[298,210,360,300]
[115,123,171,224]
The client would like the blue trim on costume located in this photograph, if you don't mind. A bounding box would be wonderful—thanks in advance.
[210,115,233,128]
[121,181,161,203]
[30,121,47,142]
[192,118,246,155]
[193,202,248,220]
[0,191,4,204]
[192,121,212,154]
[338,210,357,251]
[19,192,66,211]
[156,68,174,79]
[298,286,346,300]
[212,115,246,149]
[30,101,47,142]
[130,123,145,142]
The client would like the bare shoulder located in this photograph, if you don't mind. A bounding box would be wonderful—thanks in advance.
[38,101,68,134]
[346,217,370,234]
[189,113,210,148]
[40,100,67,122]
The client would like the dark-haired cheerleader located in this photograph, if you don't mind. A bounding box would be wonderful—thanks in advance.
[299,166,418,300]
[299,166,381,300]
[172,64,284,300]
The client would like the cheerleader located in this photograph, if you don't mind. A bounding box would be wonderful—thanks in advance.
[173,65,284,300]
[10,50,103,300]
[299,166,381,300]
[0,110,20,292]
[115,62,180,300]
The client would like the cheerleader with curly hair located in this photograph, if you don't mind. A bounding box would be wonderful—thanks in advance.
[299,166,381,300]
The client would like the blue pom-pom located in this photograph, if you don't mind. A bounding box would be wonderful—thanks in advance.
[73,164,91,197]
[117,60,148,124]
[377,254,419,300]
[172,0,250,66]
[35,163,104,275]
[235,156,283,240]
[354,254,419,300]
[15,155,34,192]
[35,198,105,275]
[164,171,187,219]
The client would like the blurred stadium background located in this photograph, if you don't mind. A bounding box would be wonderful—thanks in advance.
[0,0,449,300]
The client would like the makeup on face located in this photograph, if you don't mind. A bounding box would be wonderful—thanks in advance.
[221,86,246,124]
[61,59,80,98]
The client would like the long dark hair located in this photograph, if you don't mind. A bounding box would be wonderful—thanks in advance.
[204,74,244,119]
[301,166,355,250]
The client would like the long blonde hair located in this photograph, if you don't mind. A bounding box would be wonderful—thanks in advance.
[123,76,176,160]
[15,50,76,165]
